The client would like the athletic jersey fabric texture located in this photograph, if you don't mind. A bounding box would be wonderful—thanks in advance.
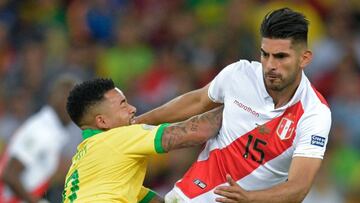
[168,60,331,202]
[62,123,168,203]
[0,106,69,202]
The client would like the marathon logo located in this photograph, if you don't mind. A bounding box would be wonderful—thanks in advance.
[311,135,325,147]
[233,100,259,117]
[193,179,207,189]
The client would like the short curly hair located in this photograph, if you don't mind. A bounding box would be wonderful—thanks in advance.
[66,78,115,126]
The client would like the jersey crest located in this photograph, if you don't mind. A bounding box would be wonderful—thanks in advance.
[276,115,295,140]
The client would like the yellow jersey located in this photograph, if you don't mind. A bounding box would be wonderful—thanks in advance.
[62,123,168,203]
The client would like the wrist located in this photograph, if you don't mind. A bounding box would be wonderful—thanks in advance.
[245,191,256,202]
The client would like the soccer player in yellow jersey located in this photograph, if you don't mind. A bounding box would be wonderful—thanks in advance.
[62,78,223,203]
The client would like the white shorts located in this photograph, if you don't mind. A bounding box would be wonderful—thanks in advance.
[165,188,187,203]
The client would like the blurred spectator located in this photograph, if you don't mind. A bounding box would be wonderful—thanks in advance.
[0,87,32,143]
[306,1,360,81]
[132,46,195,113]
[329,57,360,148]
[4,39,47,111]
[97,14,154,91]
[0,20,15,82]
[0,0,358,201]
[0,75,79,203]
[67,0,129,44]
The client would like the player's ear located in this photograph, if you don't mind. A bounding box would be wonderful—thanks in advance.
[95,114,108,129]
[300,50,312,69]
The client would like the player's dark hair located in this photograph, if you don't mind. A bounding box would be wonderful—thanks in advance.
[66,78,115,126]
[260,8,309,45]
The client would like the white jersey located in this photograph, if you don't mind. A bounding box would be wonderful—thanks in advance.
[0,106,69,202]
[167,60,331,202]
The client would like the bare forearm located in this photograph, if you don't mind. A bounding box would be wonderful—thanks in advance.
[162,106,223,151]
[246,158,320,203]
[136,86,220,125]
[2,159,37,203]
[247,180,309,203]
[136,95,201,124]
[215,158,320,203]
[3,175,37,203]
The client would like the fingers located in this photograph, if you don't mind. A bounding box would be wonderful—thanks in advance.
[130,117,137,124]
[214,174,246,202]
[226,174,237,186]
[214,189,239,199]
[215,186,238,193]
[215,197,238,203]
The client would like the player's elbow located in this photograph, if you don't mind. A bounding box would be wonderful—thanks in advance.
[297,185,312,202]
[196,122,221,143]
[192,133,209,145]
[288,180,312,203]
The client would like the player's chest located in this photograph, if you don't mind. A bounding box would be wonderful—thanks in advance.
[222,96,304,161]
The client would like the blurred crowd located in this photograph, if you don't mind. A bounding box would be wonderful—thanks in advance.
[0,0,359,202]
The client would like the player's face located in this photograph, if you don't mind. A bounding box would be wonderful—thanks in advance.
[260,38,304,92]
[100,88,137,128]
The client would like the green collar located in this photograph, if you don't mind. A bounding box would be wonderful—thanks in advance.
[82,129,103,140]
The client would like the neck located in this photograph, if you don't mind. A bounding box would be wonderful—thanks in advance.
[80,125,99,130]
[269,88,296,109]
[267,74,302,109]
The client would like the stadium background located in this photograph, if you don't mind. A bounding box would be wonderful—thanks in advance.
[0,0,359,202]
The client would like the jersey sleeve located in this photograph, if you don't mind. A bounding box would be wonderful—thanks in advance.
[138,186,157,203]
[208,60,250,103]
[107,123,169,156]
[208,62,237,103]
[293,106,331,159]
[8,129,42,166]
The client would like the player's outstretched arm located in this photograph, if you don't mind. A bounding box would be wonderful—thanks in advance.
[161,106,223,152]
[135,84,221,125]
[1,158,38,203]
[214,157,322,203]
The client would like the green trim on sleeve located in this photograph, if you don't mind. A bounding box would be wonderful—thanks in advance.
[139,190,156,203]
[154,123,170,153]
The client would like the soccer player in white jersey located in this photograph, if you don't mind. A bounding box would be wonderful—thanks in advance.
[135,7,331,203]
[0,75,78,203]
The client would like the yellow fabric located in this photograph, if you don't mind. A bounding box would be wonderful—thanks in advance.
[137,186,150,201]
[62,124,164,203]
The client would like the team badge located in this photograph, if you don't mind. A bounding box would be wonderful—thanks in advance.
[276,116,295,140]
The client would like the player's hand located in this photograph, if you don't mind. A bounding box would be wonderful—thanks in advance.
[130,117,137,124]
[214,174,250,203]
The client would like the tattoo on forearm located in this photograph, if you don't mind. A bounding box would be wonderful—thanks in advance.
[162,106,223,151]
[191,123,198,131]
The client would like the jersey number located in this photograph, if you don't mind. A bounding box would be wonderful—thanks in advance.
[62,170,80,202]
[243,134,267,163]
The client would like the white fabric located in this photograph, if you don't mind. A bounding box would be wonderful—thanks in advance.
[207,60,331,159]
[2,106,69,200]
[168,60,331,202]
